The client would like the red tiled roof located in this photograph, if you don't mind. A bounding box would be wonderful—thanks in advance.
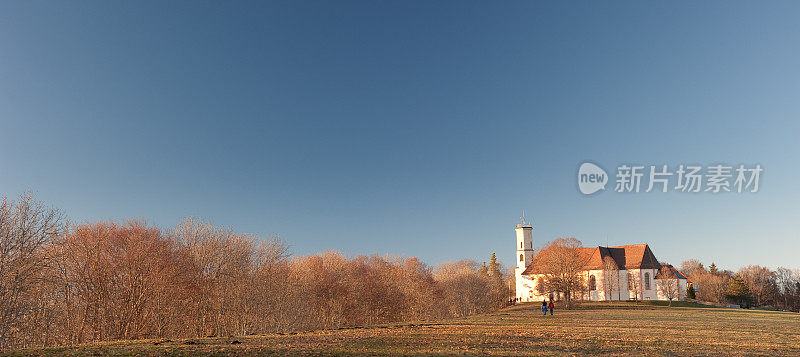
[656,264,689,280]
[521,243,663,275]
[521,246,594,275]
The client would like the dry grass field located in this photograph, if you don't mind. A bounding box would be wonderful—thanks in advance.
[6,302,800,356]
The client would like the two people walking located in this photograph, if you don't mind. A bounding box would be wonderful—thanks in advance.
[541,300,554,316]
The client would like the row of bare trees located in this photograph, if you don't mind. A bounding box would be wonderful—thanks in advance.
[0,193,506,350]
[680,259,800,310]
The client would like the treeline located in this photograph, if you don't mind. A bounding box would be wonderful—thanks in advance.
[680,259,800,310]
[0,193,509,350]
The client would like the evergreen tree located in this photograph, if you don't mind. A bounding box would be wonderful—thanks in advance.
[488,253,503,281]
[485,253,508,307]
[479,261,489,277]
[687,284,696,300]
[727,274,752,308]
[709,262,719,275]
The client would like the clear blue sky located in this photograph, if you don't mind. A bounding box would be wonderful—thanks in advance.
[1,1,798,270]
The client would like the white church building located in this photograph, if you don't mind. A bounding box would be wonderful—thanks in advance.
[514,220,689,302]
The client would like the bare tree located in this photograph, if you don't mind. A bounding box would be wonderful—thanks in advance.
[683,262,731,304]
[173,217,289,337]
[50,220,200,344]
[0,193,65,349]
[738,265,775,307]
[433,260,493,318]
[537,238,587,309]
[656,266,680,306]
[680,259,705,277]
[601,256,620,301]
[627,271,642,301]
[775,267,798,310]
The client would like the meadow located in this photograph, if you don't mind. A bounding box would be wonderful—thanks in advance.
[8,302,799,356]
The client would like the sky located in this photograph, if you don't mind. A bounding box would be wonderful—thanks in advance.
[1,1,799,271]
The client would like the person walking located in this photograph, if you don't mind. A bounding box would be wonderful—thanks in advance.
[548,300,554,316]
[541,300,547,316]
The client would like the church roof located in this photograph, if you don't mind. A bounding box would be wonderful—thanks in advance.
[655,264,688,280]
[584,244,662,270]
[521,243,662,275]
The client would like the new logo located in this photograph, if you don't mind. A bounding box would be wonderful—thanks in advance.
[578,162,608,195]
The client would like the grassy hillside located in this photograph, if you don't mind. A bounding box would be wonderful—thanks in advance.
[7,302,800,356]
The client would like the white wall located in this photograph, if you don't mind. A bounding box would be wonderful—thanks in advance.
[515,269,544,302]
[654,278,687,301]
[519,268,685,302]
[515,226,533,270]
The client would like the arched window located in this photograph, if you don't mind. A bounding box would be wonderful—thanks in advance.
[644,272,651,290]
[627,272,634,291]
[519,254,524,262]
[589,275,596,291]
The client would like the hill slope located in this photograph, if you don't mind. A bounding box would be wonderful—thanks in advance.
[8,303,800,356]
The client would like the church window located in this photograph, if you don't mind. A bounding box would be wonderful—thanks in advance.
[520,242,523,249]
[628,272,634,291]
[519,254,524,262]
[589,275,596,291]
[644,272,651,290]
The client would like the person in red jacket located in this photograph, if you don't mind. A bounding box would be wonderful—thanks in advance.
[548,300,554,315]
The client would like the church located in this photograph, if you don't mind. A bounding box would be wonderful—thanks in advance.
[513,219,689,302]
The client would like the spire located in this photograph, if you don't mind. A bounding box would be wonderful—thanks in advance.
[516,210,532,228]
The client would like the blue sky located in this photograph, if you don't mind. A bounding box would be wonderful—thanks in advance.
[1,1,799,270]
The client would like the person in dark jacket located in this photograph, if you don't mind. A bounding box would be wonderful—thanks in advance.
[541,300,547,316]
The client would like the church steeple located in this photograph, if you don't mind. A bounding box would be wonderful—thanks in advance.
[515,212,533,269]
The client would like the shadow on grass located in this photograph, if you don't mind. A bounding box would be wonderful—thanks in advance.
[576,300,719,309]
[504,300,719,311]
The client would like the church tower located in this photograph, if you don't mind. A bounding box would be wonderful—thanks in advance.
[515,213,534,269]
[514,212,537,302]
